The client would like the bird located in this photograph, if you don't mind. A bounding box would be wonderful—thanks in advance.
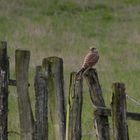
[76,47,99,79]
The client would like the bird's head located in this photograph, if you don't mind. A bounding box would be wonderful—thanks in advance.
[90,47,98,52]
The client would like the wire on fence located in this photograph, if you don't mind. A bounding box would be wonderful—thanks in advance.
[126,94,140,106]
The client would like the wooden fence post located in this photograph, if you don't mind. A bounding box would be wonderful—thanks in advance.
[0,41,9,140]
[15,50,34,140]
[66,72,83,140]
[42,57,66,140]
[34,66,48,140]
[85,69,110,140]
[111,83,129,140]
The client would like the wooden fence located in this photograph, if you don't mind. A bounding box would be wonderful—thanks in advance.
[0,42,140,140]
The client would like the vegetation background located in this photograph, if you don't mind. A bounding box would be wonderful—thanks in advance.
[0,0,140,139]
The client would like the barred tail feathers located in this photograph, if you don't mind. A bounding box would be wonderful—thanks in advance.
[76,67,86,80]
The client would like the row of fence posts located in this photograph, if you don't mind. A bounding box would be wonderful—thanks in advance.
[0,42,140,140]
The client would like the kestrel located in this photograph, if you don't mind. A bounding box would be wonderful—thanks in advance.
[76,47,99,79]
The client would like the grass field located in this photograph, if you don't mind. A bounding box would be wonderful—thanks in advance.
[0,0,140,139]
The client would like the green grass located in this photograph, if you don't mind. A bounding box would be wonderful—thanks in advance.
[0,0,139,139]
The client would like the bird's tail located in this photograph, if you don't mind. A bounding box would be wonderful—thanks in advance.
[76,67,86,80]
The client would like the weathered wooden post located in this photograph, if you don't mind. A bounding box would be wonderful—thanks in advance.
[15,50,34,140]
[85,68,110,140]
[42,57,66,140]
[0,41,9,140]
[111,83,129,140]
[34,66,48,140]
[66,72,83,140]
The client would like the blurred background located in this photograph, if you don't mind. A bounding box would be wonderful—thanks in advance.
[0,0,140,139]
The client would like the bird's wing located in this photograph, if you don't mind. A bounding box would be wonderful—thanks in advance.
[82,52,99,68]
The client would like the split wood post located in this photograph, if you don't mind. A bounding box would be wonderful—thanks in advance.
[85,68,110,140]
[111,83,129,140]
[0,41,9,140]
[42,57,66,140]
[34,66,48,140]
[15,50,34,140]
[66,72,83,140]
